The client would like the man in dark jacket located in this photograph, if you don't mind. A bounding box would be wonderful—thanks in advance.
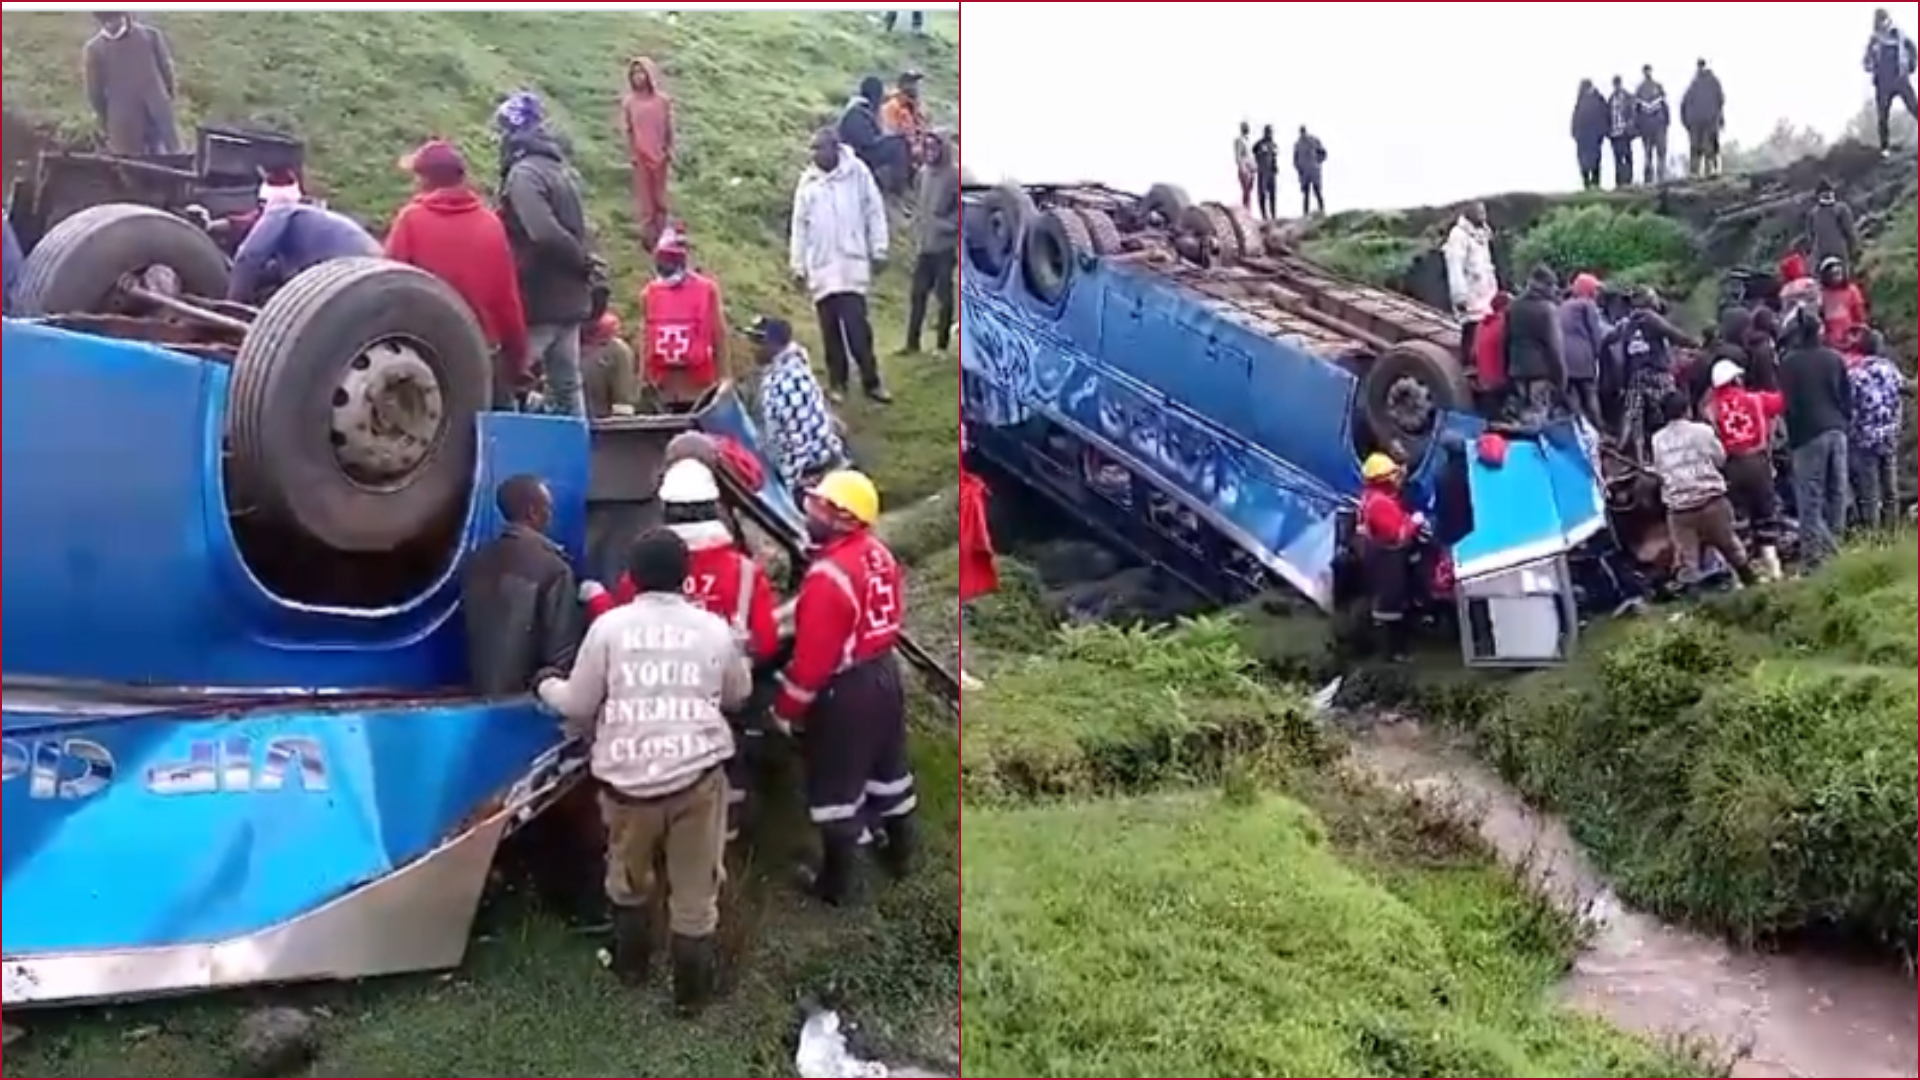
[1865,8,1919,156]
[3,219,21,316]
[1680,59,1725,178]
[906,133,958,354]
[1292,126,1327,217]
[82,12,181,156]
[1559,273,1612,428]
[1607,76,1637,188]
[840,76,909,195]
[226,185,382,304]
[1805,180,1860,273]
[1617,286,1700,460]
[1251,125,1280,222]
[1571,80,1610,190]
[1776,308,1853,567]
[1504,267,1568,425]
[495,91,599,419]
[1634,66,1672,185]
[461,474,583,696]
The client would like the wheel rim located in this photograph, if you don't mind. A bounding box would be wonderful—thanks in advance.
[329,338,446,488]
[1385,375,1436,435]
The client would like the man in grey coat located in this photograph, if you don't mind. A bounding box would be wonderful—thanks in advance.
[83,12,182,156]
[494,91,599,418]
[1804,179,1860,274]
[904,132,957,355]
[1558,273,1612,431]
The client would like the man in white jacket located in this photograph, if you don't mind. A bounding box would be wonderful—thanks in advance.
[1444,201,1498,365]
[791,127,892,405]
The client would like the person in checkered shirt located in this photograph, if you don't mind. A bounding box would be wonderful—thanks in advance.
[745,316,849,492]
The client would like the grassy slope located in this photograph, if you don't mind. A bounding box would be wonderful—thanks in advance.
[0,9,958,503]
[0,12,957,1077]
[961,620,1709,1077]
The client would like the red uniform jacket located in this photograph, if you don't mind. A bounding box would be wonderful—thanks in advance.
[774,529,903,722]
[1358,482,1419,550]
[1704,384,1784,457]
[958,470,999,603]
[1473,309,1509,390]
[385,186,530,373]
[1820,282,1867,348]
[641,271,723,392]
[584,522,779,662]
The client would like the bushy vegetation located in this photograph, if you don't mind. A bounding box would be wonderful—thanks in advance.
[1863,200,1918,349]
[0,11,958,1076]
[962,620,1713,1077]
[1430,543,1918,958]
[1511,204,1700,293]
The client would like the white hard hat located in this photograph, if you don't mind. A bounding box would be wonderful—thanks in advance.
[1710,359,1744,389]
[659,458,720,505]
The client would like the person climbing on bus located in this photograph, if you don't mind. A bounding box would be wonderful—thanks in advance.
[1817,257,1868,349]
[1864,8,1919,157]
[1471,291,1513,419]
[1445,202,1497,367]
[1504,266,1569,426]
[3,218,21,316]
[1357,453,1429,664]
[639,225,728,414]
[226,178,381,305]
[538,527,750,1016]
[774,470,915,905]
[1649,392,1759,589]
[1616,286,1699,461]
[1702,359,1786,580]
[385,139,530,410]
[746,315,849,492]
[1560,273,1613,431]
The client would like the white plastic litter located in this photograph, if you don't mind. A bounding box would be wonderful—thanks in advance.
[796,1011,889,1078]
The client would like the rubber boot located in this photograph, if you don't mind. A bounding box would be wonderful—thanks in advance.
[878,815,918,880]
[800,834,862,907]
[670,934,719,1017]
[608,905,652,988]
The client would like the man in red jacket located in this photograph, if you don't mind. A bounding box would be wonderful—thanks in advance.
[1817,257,1869,348]
[773,470,913,905]
[580,458,778,843]
[386,140,530,408]
[1702,359,1786,579]
[1357,453,1429,662]
[640,226,729,413]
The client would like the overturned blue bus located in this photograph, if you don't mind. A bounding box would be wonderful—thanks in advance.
[1,204,950,1009]
[959,182,1610,667]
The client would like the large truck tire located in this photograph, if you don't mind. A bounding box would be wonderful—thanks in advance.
[226,257,492,554]
[15,203,229,316]
[1357,341,1470,457]
[1018,209,1078,309]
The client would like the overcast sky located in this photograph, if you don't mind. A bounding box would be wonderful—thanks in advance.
[962,2,1898,209]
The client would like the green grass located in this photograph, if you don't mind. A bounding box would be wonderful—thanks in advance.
[0,9,958,504]
[1,11,957,1076]
[1448,542,1920,958]
[961,620,1711,1077]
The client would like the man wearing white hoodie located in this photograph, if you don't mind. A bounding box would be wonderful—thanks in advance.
[791,127,892,405]
[1444,201,1498,366]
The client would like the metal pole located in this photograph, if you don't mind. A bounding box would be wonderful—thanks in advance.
[120,284,252,335]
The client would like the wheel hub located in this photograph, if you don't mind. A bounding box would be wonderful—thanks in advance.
[331,340,445,485]
[1385,376,1436,435]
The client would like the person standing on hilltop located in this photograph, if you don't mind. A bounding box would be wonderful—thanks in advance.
[905,132,958,356]
[1680,59,1725,178]
[495,90,602,419]
[82,11,181,156]
[1571,80,1610,190]
[1804,180,1860,279]
[1233,123,1256,211]
[1864,8,1919,157]
[1634,65,1672,185]
[385,139,531,410]
[1292,126,1328,217]
[1251,125,1280,222]
[791,126,892,405]
[1607,76,1638,188]
[620,56,676,252]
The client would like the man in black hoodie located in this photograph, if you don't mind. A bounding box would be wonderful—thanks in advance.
[1571,80,1611,190]
[1680,59,1726,178]
[1504,266,1569,425]
[1777,307,1853,568]
[840,75,909,194]
[1252,125,1280,222]
[495,91,599,418]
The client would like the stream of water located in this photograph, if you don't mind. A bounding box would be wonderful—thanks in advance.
[1350,719,1917,1078]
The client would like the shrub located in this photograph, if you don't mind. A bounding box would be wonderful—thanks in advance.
[1454,544,1920,956]
[1863,200,1917,349]
[1513,205,1700,284]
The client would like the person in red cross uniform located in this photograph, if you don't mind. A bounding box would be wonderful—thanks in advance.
[580,457,778,843]
[773,469,915,905]
[639,224,729,414]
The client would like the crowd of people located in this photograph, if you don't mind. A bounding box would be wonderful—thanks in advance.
[1442,188,1911,591]
[1234,122,1328,221]
[5,11,954,1021]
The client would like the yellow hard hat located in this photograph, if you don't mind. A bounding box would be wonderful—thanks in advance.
[809,470,881,526]
[1361,453,1403,482]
